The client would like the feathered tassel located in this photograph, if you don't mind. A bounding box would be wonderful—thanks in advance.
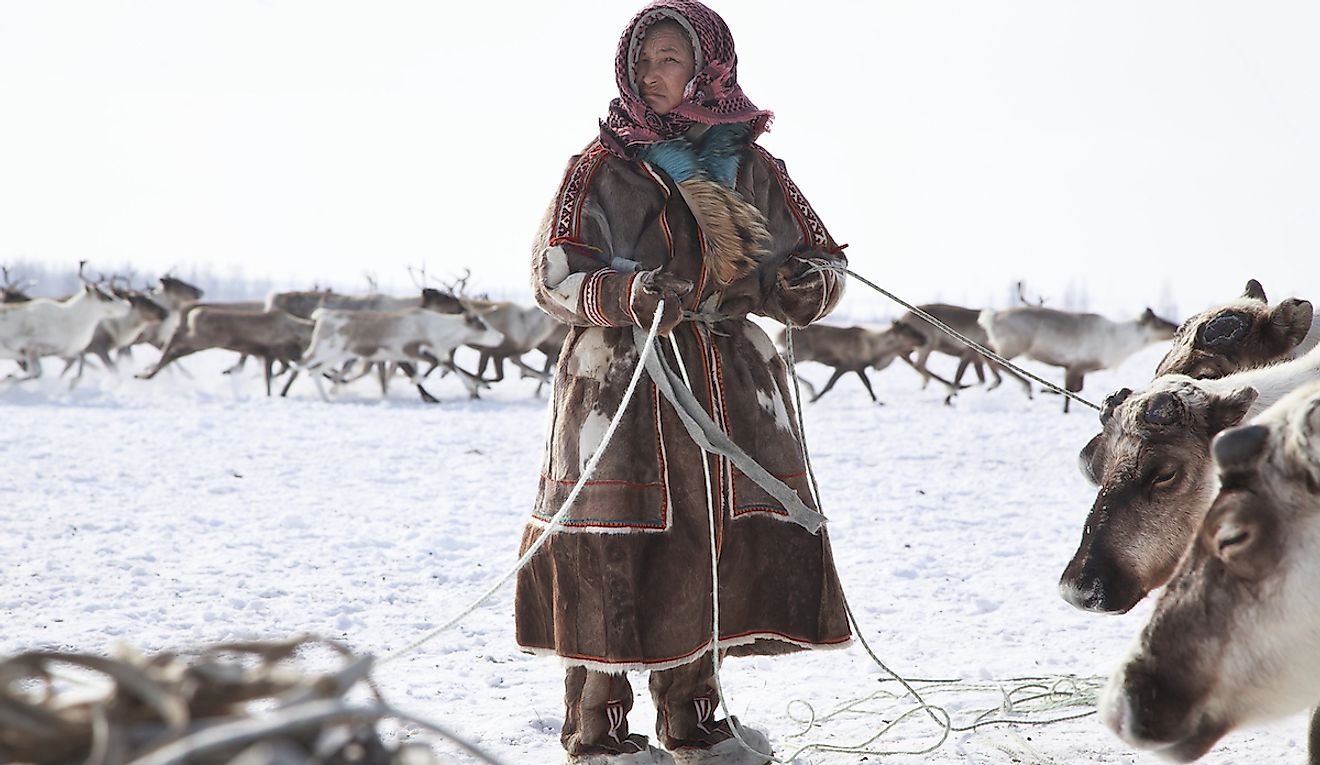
[638,123,768,286]
[676,177,770,287]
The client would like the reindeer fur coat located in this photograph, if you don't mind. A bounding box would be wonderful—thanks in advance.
[515,129,852,672]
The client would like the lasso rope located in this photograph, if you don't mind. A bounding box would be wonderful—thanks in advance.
[381,269,1102,761]
[379,300,668,666]
[805,262,1102,413]
[762,312,1103,763]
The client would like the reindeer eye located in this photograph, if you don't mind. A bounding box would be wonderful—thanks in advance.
[1152,470,1177,487]
[1217,529,1250,554]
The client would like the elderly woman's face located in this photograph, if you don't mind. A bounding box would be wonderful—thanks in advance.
[633,24,695,116]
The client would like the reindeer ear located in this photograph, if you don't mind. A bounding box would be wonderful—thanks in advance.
[1267,299,1314,353]
[1207,387,1258,434]
[1100,387,1133,425]
[1242,279,1268,303]
[1078,433,1108,486]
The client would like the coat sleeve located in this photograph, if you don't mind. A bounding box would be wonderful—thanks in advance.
[530,144,649,329]
[746,146,847,328]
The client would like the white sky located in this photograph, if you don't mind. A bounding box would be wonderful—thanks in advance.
[1,0,1317,318]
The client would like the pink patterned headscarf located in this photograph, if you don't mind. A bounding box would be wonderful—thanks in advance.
[599,0,773,159]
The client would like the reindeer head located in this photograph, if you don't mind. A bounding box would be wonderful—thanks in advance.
[116,290,169,323]
[1060,377,1257,613]
[1139,307,1180,341]
[1101,381,1320,760]
[870,320,927,370]
[1156,281,1313,380]
[157,276,204,303]
[1,265,33,303]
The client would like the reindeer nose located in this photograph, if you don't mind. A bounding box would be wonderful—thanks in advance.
[1058,574,1110,612]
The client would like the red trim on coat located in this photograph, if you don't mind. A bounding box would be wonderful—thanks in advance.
[527,629,853,669]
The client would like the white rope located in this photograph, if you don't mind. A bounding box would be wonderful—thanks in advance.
[668,331,777,762]
[380,301,668,665]
[774,323,1101,761]
[806,263,1102,412]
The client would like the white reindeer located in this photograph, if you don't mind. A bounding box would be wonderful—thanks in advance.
[1101,378,1320,763]
[1,284,132,381]
[978,306,1178,412]
[298,307,502,403]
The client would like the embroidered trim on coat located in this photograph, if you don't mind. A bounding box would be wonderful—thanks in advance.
[751,145,842,255]
[551,142,611,246]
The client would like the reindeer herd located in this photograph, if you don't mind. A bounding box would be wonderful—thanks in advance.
[9,263,1320,761]
[787,298,1178,411]
[0,265,565,402]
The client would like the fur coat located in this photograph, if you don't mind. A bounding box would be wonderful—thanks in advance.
[514,133,852,672]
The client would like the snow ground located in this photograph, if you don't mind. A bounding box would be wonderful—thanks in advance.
[0,337,1308,764]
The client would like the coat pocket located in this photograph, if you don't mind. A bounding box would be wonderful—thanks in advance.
[533,339,671,533]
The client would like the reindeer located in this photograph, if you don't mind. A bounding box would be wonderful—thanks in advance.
[140,275,206,350]
[265,289,421,319]
[296,307,502,403]
[779,322,931,403]
[1101,379,1320,763]
[60,288,169,384]
[1058,341,1320,614]
[1156,279,1318,380]
[1,268,132,381]
[893,303,1032,401]
[137,308,314,396]
[978,306,1178,413]
[422,287,562,390]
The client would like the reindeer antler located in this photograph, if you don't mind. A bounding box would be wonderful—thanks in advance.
[1016,280,1045,307]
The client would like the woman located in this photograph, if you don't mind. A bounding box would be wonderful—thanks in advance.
[515,2,851,763]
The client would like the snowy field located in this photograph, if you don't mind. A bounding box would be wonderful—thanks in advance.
[0,333,1309,764]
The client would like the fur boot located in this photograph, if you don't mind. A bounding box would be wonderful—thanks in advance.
[565,744,676,765]
[670,725,771,765]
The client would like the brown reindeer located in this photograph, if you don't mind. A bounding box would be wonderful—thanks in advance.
[1059,342,1320,614]
[1101,379,1320,763]
[979,306,1179,413]
[893,303,1031,401]
[138,307,314,396]
[1156,279,1317,379]
[781,322,931,403]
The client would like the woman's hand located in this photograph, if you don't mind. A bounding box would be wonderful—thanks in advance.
[631,269,693,335]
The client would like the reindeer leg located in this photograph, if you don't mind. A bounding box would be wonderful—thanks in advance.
[952,356,972,388]
[309,365,332,403]
[94,346,116,376]
[534,357,554,397]
[399,361,440,404]
[853,369,882,405]
[221,354,248,376]
[811,368,847,402]
[1062,368,1086,414]
[264,357,275,397]
[67,355,88,391]
[280,369,299,397]
[914,347,934,389]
